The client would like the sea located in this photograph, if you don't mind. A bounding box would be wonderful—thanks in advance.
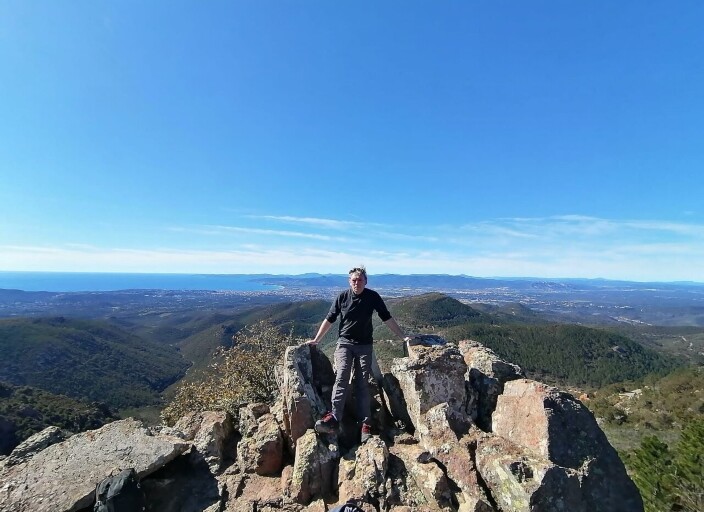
[0,271,280,293]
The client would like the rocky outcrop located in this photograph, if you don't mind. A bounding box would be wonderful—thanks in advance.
[238,403,284,476]
[279,344,334,450]
[1,426,70,467]
[0,418,190,512]
[458,340,524,431]
[492,379,643,511]
[0,341,643,512]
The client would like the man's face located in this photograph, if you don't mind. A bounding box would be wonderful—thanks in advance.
[349,272,367,295]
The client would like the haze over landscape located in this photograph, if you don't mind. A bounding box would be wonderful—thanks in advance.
[1,2,703,282]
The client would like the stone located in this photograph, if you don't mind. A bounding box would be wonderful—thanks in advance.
[3,426,70,467]
[388,443,452,510]
[492,379,643,511]
[457,339,524,431]
[0,418,189,512]
[473,432,584,512]
[415,405,490,510]
[390,345,468,431]
[279,345,333,450]
[191,410,236,474]
[337,436,389,508]
[284,430,338,505]
[238,403,284,476]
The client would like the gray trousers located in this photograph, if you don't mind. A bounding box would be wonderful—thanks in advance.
[330,342,373,425]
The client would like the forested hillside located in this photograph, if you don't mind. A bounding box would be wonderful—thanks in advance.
[0,317,189,409]
[0,382,117,455]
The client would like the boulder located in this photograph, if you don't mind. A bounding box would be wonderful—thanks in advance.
[238,403,284,476]
[3,426,70,467]
[415,405,490,510]
[337,436,389,508]
[390,345,468,431]
[0,418,189,512]
[284,430,338,505]
[473,432,583,512]
[493,379,643,511]
[387,443,453,510]
[279,345,333,450]
[166,410,235,474]
[457,340,524,431]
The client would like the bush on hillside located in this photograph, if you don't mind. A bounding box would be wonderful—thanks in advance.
[161,320,295,425]
[627,419,704,512]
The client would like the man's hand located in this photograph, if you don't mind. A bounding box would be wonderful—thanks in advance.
[305,339,319,345]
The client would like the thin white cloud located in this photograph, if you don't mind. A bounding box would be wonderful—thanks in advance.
[3,215,704,282]
[169,224,350,242]
[249,215,371,231]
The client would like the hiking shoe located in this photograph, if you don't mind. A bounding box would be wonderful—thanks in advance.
[315,412,339,435]
[360,423,372,443]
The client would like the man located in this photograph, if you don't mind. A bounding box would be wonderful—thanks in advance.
[307,266,410,442]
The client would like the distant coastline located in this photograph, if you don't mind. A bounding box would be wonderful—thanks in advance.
[0,271,280,293]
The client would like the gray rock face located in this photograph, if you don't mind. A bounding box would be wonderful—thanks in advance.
[168,410,235,474]
[493,379,644,511]
[0,418,190,512]
[279,345,332,450]
[458,340,524,431]
[3,426,70,467]
[390,345,468,431]
[284,430,338,505]
[238,403,284,476]
[337,436,389,507]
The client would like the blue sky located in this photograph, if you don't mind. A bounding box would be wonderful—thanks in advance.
[1,1,703,282]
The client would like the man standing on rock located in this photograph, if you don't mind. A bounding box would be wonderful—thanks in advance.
[306,266,411,442]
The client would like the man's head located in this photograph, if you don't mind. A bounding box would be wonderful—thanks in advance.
[348,266,367,295]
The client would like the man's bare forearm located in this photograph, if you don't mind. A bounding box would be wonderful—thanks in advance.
[307,319,333,345]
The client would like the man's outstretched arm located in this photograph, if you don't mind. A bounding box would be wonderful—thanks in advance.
[383,317,410,341]
[307,319,333,345]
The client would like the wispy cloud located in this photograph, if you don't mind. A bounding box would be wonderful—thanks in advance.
[169,224,350,242]
[249,215,371,231]
[3,215,704,281]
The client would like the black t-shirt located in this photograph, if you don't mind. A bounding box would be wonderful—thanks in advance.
[325,288,392,345]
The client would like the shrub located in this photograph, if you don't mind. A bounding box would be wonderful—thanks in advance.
[161,320,295,425]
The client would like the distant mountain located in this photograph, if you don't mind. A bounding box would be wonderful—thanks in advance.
[387,292,491,327]
[0,317,189,410]
[254,273,704,291]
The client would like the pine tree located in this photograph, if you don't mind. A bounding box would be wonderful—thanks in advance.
[630,436,674,512]
[671,419,704,512]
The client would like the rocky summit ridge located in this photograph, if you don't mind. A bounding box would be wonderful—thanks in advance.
[0,340,644,512]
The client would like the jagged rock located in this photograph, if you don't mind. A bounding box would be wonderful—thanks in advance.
[379,372,415,432]
[458,339,524,431]
[0,418,189,512]
[284,430,338,505]
[492,379,643,511]
[223,473,286,511]
[390,345,468,431]
[167,410,235,474]
[280,345,333,450]
[387,443,452,510]
[238,403,284,476]
[472,432,583,512]
[3,426,70,467]
[415,405,491,510]
[337,436,389,508]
